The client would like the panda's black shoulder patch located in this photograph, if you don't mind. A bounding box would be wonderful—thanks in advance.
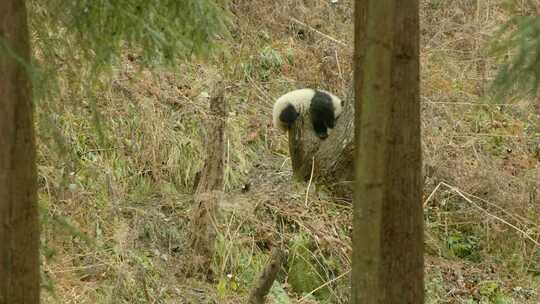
[310,90,336,139]
[279,103,300,128]
[311,90,335,111]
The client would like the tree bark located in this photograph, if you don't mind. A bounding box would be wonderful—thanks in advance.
[247,248,286,304]
[190,76,226,281]
[0,1,40,303]
[352,0,424,303]
[288,90,355,188]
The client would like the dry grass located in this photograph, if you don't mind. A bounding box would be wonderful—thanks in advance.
[37,0,539,303]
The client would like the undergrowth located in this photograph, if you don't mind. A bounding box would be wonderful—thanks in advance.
[37,0,539,303]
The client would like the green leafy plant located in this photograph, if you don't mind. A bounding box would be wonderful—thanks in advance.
[446,230,481,262]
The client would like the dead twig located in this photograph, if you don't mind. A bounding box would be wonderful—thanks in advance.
[290,17,348,47]
[305,156,315,207]
[424,181,540,247]
[299,269,351,303]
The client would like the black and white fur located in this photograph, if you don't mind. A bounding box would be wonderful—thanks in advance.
[272,88,344,139]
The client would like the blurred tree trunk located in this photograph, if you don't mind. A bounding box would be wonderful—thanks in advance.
[248,248,287,304]
[351,0,424,303]
[0,1,40,303]
[190,76,226,281]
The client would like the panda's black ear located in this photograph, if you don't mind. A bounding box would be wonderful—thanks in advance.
[279,104,300,126]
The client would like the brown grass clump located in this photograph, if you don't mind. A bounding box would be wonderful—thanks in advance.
[38,0,539,303]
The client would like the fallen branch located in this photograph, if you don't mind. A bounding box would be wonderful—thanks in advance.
[248,248,287,304]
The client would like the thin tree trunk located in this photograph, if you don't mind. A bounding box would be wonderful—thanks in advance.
[352,0,424,303]
[247,248,286,304]
[190,76,226,281]
[0,1,40,303]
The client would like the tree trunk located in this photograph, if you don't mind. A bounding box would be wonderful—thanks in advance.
[190,76,226,281]
[0,1,40,303]
[288,90,355,192]
[352,0,424,303]
[247,248,287,304]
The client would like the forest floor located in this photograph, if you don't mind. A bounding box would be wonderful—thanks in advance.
[38,0,539,303]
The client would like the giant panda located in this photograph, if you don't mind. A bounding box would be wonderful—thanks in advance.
[272,88,344,139]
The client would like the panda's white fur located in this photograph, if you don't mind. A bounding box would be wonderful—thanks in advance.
[272,88,343,139]
[272,89,315,130]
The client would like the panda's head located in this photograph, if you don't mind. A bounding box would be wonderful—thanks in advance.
[273,89,345,139]
[313,89,344,122]
[309,90,345,139]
